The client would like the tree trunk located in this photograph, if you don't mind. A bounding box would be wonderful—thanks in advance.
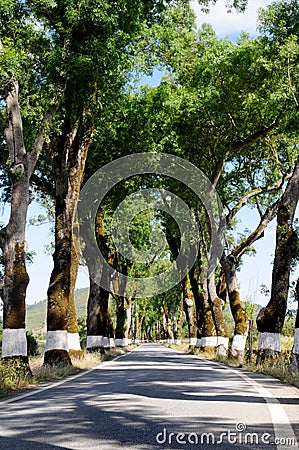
[181,276,197,347]
[115,296,133,347]
[0,79,59,368]
[0,80,35,366]
[256,158,299,359]
[67,219,83,358]
[189,264,207,346]
[115,295,126,339]
[45,114,93,366]
[82,213,115,353]
[206,270,229,356]
[162,309,174,342]
[291,278,299,374]
[221,254,248,361]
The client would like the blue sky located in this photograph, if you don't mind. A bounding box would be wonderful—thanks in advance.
[1,0,298,310]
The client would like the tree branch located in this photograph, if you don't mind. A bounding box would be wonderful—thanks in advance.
[232,199,279,260]
[229,116,281,154]
[226,172,292,225]
[30,173,55,197]
[29,83,66,170]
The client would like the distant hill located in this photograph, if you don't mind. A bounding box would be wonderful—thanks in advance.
[26,287,89,335]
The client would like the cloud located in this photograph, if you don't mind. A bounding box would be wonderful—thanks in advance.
[191,0,272,38]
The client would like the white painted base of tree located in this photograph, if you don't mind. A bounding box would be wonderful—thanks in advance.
[291,329,299,374]
[196,336,229,349]
[1,328,27,357]
[103,337,115,348]
[292,328,299,354]
[46,330,68,351]
[258,332,281,352]
[174,339,181,345]
[231,334,247,352]
[68,332,81,351]
[86,335,103,348]
[189,337,197,346]
[115,338,131,347]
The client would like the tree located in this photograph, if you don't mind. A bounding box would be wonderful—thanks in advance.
[29,0,194,365]
[0,0,61,364]
[122,9,299,356]
[254,0,299,359]
[291,278,299,373]
[256,158,299,358]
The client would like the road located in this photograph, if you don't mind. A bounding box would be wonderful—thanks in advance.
[0,343,298,450]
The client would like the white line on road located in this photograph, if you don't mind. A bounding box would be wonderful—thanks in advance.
[220,366,298,450]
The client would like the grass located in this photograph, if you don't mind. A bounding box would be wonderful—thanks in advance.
[0,346,134,398]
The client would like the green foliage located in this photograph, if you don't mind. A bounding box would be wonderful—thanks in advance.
[258,0,299,41]
[282,311,296,336]
[77,316,87,348]
[26,331,39,356]
[0,358,31,397]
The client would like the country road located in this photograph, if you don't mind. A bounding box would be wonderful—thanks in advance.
[0,343,298,450]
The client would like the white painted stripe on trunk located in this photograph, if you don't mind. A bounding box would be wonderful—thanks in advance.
[115,338,131,347]
[202,336,218,347]
[103,337,115,348]
[174,339,181,345]
[217,336,229,348]
[1,328,27,357]
[198,336,229,349]
[86,335,103,348]
[231,333,247,351]
[258,332,281,352]
[292,328,299,354]
[189,337,197,346]
[46,330,68,351]
[68,332,81,351]
[108,338,115,348]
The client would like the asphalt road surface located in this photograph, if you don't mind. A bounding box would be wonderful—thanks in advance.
[0,343,298,450]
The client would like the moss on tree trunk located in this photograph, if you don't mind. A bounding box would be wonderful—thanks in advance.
[256,159,299,360]
[45,112,92,366]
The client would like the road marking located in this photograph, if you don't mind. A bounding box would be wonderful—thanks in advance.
[167,347,298,449]
[0,343,298,450]
[235,370,298,450]
[200,358,298,450]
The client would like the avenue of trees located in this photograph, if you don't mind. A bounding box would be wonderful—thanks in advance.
[0,0,298,373]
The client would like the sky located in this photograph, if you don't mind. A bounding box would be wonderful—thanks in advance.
[191,0,272,40]
[1,0,298,310]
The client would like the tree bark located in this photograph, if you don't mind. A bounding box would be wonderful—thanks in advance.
[0,81,41,367]
[221,254,248,361]
[181,276,197,347]
[256,158,299,359]
[82,212,114,352]
[1,79,60,366]
[291,278,299,374]
[206,269,229,356]
[162,308,174,342]
[220,195,280,361]
[45,112,93,366]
